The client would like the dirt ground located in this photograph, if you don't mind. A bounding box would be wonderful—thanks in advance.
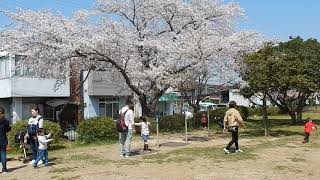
[3,130,320,180]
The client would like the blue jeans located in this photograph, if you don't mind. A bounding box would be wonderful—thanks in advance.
[119,129,133,156]
[0,145,7,171]
[34,149,48,167]
[30,137,39,160]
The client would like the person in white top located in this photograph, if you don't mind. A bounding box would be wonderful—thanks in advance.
[32,129,53,168]
[119,97,135,157]
[27,107,44,165]
[135,116,151,152]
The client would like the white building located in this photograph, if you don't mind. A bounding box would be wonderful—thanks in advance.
[0,53,70,123]
[82,71,132,119]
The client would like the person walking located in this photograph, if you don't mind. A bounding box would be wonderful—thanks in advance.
[223,101,245,154]
[0,107,11,173]
[33,129,53,168]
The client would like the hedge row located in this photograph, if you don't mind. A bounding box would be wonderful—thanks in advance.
[8,106,283,146]
[77,117,118,144]
[248,106,282,116]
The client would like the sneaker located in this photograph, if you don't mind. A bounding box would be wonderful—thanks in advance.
[125,155,130,158]
[2,168,8,174]
[28,160,35,165]
[37,160,43,166]
[120,154,125,157]
[32,163,37,168]
[236,149,243,153]
[223,148,230,154]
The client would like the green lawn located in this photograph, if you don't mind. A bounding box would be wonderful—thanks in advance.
[241,111,320,138]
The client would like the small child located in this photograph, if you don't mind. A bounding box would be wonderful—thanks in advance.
[33,129,54,168]
[303,118,317,144]
[135,116,151,152]
[201,113,207,128]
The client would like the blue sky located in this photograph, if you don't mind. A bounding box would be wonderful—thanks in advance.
[0,0,319,41]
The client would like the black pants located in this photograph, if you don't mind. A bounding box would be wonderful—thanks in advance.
[304,132,310,142]
[226,126,239,150]
[30,137,39,160]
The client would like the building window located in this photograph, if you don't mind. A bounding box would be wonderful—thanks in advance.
[0,56,10,78]
[14,55,37,77]
[98,97,119,119]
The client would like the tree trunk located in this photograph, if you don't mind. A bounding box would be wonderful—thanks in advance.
[262,93,270,136]
[190,104,200,113]
[288,111,297,124]
[138,94,153,116]
[297,110,303,122]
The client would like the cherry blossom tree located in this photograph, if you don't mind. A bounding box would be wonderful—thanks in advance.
[0,0,265,115]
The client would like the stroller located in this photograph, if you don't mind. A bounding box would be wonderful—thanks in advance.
[14,129,31,163]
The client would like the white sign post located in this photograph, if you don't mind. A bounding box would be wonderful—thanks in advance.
[207,109,210,138]
[156,116,159,148]
[185,111,193,143]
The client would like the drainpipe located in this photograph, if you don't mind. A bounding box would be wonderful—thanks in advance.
[79,70,84,120]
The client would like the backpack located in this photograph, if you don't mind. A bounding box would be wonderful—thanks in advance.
[27,116,42,137]
[116,109,129,132]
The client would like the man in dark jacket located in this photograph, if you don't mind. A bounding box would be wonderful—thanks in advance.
[0,107,11,173]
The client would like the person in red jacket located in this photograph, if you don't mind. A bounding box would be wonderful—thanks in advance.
[303,118,317,144]
[201,113,207,129]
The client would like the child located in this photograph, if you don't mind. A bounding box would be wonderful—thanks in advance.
[33,129,53,168]
[201,113,207,128]
[134,116,150,152]
[303,118,317,144]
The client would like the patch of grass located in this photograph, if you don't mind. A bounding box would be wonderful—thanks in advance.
[69,154,98,161]
[51,175,60,179]
[140,146,256,165]
[274,165,290,171]
[173,146,256,161]
[142,153,171,164]
[49,167,77,173]
[71,140,117,148]
[68,153,116,165]
[91,158,115,165]
[57,176,81,180]
[273,165,303,173]
[165,156,195,163]
[289,157,306,162]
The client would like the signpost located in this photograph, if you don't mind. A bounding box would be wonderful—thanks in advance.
[156,115,160,147]
[185,111,193,143]
[207,109,210,138]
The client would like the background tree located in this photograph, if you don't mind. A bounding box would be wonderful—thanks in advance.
[178,69,210,113]
[0,0,264,115]
[240,37,320,124]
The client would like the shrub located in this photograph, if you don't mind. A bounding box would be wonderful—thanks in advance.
[8,120,62,151]
[159,114,185,132]
[248,106,281,117]
[267,107,280,116]
[248,107,261,117]
[238,106,249,120]
[77,117,118,144]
